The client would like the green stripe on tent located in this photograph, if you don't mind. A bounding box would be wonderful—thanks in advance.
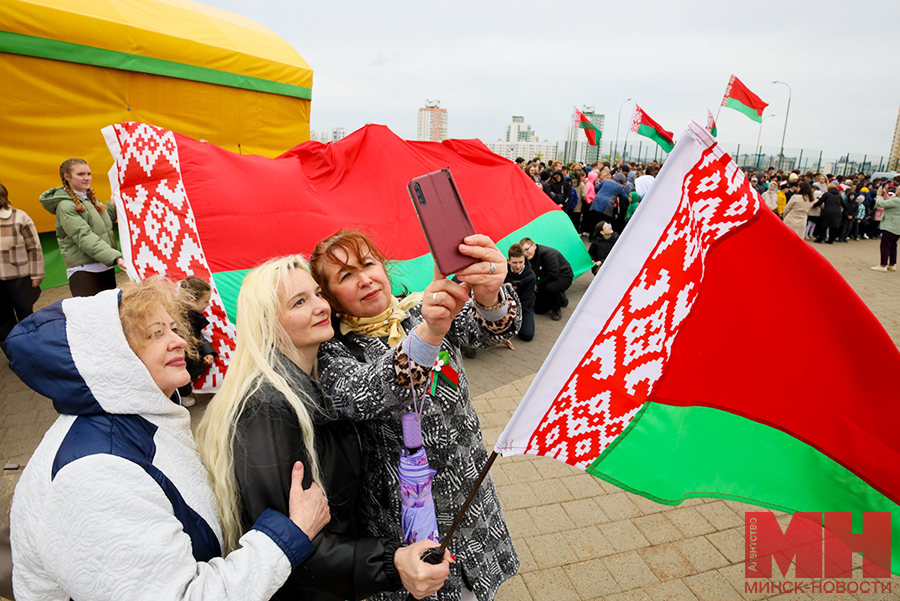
[39,232,67,289]
[590,402,900,575]
[0,31,312,100]
[636,124,675,153]
[725,97,763,123]
[213,210,592,323]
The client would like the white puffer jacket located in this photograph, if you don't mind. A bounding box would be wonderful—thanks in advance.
[8,290,314,601]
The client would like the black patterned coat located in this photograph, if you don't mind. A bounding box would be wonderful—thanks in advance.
[317,285,521,601]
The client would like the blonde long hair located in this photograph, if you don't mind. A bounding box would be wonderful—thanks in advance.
[196,256,325,553]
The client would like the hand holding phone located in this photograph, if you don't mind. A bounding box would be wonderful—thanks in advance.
[407,169,477,275]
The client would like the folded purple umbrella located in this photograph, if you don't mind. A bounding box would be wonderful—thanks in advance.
[398,446,440,544]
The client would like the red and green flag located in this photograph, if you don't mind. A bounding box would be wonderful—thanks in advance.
[721,74,769,123]
[103,122,593,391]
[630,105,675,153]
[706,109,717,138]
[495,120,900,575]
[574,107,601,146]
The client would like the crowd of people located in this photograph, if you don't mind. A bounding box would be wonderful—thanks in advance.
[517,155,900,274]
[751,169,900,272]
[1,152,899,601]
[517,156,659,239]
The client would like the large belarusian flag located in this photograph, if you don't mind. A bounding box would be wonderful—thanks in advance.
[630,105,675,153]
[574,107,601,146]
[103,122,592,390]
[495,120,900,575]
[721,74,769,123]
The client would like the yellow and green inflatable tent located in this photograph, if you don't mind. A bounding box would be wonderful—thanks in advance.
[0,0,313,235]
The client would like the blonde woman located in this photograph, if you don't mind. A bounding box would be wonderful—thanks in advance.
[196,256,450,601]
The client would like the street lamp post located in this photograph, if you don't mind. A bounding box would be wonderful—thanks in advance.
[613,98,631,162]
[773,81,792,170]
[756,114,775,169]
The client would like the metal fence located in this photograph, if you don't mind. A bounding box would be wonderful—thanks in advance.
[599,140,898,176]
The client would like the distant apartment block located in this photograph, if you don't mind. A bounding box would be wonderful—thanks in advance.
[505,116,534,143]
[484,140,559,163]
[310,130,331,144]
[332,127,346,142]
[484,116,558,161]
[417,101,448,142]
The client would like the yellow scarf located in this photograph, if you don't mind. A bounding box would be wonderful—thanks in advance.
[340,293,424,348]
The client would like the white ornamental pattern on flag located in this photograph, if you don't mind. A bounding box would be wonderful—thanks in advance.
[528,142,762,469]
[106,122,236,391]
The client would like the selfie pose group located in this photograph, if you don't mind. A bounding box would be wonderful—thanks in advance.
[8,184,521,601]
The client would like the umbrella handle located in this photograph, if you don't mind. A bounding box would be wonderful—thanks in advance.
[403,451,499,601]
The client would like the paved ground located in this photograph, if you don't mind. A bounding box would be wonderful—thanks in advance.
[2,239,899,601]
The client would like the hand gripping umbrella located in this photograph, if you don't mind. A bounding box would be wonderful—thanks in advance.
[402,353,500,600]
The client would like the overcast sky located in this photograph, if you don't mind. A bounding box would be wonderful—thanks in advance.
[203,0,900,164]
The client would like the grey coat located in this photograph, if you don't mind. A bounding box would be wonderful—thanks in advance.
[317,286,521,601]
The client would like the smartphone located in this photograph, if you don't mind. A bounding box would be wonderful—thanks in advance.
[407,168,477,275]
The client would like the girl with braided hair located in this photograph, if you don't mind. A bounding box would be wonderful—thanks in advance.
[40,158,125,297]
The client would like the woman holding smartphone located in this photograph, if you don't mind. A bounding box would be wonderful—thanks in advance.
[310,229,521,601]
[197,256,452,601]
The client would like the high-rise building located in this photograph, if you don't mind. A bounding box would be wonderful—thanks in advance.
[890,104,900,171]
[332,127,346,142]
[482,115,558,162]
[417,101,448,142]
[563,110,605,164]
[505,116,534,143]
[310,130,331,144]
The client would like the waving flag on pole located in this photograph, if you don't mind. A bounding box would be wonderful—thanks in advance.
[721,75,769,122]
[706,109,718,137]
[574,107,601,146]
[630,105,675,152]
[495,120,900,575]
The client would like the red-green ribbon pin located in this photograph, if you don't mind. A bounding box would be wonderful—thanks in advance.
[429,350,459,395]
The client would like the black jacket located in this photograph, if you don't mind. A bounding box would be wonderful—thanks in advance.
[548,172,571,207]
[589,233,619,264]
[814,188,843,227]
[530,244,573,290]
[234,357,402,601]
[841,194,858,218]
[504,262,536,312]
[185,309,217,380]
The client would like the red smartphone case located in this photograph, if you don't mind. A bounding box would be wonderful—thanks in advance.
[407,168,477,275]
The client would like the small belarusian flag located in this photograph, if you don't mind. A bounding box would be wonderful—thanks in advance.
[630,105,675,153]
[574,107,601,146]
[721,75,768,123]
[706,109,718,138]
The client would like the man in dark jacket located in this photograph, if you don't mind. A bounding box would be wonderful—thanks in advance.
[520,237,573,321]
[538,170,554,200]
[548,170,571,210]
[505,243,536,340]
